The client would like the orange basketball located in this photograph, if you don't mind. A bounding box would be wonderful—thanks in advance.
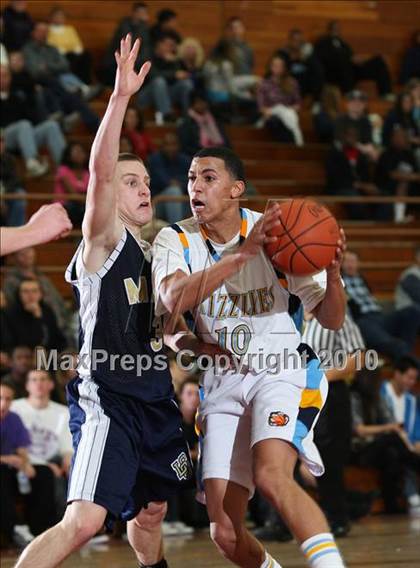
[264,199,340,276]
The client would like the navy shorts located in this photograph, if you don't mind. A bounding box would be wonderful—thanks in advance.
[66,377,193,523]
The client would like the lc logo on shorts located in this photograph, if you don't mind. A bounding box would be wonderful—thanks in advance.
[171,452,191,481]
[268,411,290,427]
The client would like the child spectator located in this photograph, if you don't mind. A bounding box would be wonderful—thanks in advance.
[54,142,89,226]
[177,92,230,157]
[122,107,154,161]
[47,7,93,85]
[0,379,34,547]
[12,369,73,534]
[257,54,303,145]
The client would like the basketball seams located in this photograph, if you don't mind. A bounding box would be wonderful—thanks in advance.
[290,244,320,273]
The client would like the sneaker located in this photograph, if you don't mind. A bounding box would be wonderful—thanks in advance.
[171,521,194,535]
[161,522,180,536]
[13,525,34,548]
[26,158,49,178]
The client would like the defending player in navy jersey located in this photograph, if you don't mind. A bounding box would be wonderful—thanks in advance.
[15,35,192,568]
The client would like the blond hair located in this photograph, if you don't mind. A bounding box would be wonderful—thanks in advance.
[178,37,205,68]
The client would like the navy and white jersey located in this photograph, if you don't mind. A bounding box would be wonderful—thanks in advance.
[65,228,173,402]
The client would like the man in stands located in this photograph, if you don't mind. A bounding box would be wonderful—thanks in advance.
[395,246,420,311]
[2,346,33,399]
[341,250,420,361]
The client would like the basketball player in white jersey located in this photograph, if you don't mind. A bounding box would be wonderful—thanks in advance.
[15,36,192,568]
[153,147,347,568]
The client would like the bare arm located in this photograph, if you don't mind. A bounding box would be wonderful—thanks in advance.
[0,203,72,256]
[159,206,281,326]
[82,35,151,272]
[312,228,347,330]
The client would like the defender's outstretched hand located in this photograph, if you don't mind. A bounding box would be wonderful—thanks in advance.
[114,34,151,98]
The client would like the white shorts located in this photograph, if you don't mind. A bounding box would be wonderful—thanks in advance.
[199,346,328,496]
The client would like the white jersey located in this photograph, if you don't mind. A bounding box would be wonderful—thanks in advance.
[153,209,326,372]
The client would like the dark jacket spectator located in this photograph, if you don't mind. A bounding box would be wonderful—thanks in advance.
[0,346,33,399]
[177,93,230,156]
[400,30,420,85]
[315,20,392,97]
[382,91,420,148]
[150,8,181,45]
[334,90,373,145]
[313,85,342,143]
[2,0,33,51]
[101,2,152,86]
[0,134,26,227]
[148,133,190,224]
[4,279,66,352]
[277,28,324,100]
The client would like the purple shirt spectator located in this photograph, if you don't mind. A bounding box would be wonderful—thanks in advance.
[257,76,301,110]
[0,410,31,455]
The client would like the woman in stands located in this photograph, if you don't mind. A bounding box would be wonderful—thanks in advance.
[257,53,303,145]
[122,106,154,161]
[54,142,89,226]
[350,369,420,514]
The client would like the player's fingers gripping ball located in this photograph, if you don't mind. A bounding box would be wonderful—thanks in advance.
[264,199,341,276]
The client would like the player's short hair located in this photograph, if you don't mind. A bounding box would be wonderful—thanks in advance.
[395,355,419,375]
[194,147,246,182]
[117,153,144,164]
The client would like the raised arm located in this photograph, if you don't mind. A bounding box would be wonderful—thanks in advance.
[82,35,150,272]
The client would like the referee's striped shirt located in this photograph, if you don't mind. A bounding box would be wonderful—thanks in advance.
[303,312,365,356]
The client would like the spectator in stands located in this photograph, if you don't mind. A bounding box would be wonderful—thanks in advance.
[120,134,135,154]
[138,34,193,122]
[375,126,420,222]
[2,0,33,51]
[178,37,205,94]
[203,39,236,117]
[12,369,73,535]
[148,132,190,223]
[1,346,33,399]
[0,290,14,366]
[101,1,151,87]
[277,28,324,102]
[382,91,420,148]
[406,78,420,166]
[4,246,68,335]
[315,20,394,99]
[217,17,260,101]
[150,8,181,45]
[177,92,230,157]
[0,64,65,176]
[342,250,420,361]
[325,125,383,220]
[380,356,420,516]
[54,142,89,227]
[122,106,154,161]
[257,54,303,145]
[47,7,93,85]
[400,30,420,85]
[4,278,66,352]
[350,368,420,514]
[0,379,33,548]
[395,246,420,311]
[0,130,26,227]
[313,85,342,143]
[8,50,85,132]
[23,21,100,101]
[334,90,379,162]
